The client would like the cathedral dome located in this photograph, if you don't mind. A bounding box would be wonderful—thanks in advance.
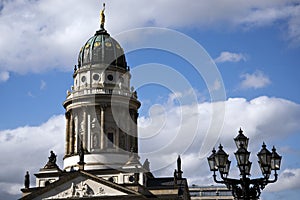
[78,29,127,69]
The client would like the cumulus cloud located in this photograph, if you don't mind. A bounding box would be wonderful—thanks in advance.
[240,70,271,89]
[0,0,96,74]
[235,3,300,46]
[238,4,300,26]
[286,6,300,47]
[215,51,246,63]
[139,95,300,163]
[0,115,65,196]
[0,1,299,75]
[267,168,300,192]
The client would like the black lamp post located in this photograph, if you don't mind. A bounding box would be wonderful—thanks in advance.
[207,128,282,200]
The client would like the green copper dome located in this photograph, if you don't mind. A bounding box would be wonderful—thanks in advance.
[78,30,127,69]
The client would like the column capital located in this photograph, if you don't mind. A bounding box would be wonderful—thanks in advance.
[100,104,108,110]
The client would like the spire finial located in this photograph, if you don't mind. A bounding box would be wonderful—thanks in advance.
[100,3,106,30]
[177,155,181,172]
[176,155,183,179]
[239,127,243,134]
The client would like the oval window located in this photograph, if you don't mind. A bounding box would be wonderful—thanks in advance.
[93,74,100,81]
[107,74,113,81]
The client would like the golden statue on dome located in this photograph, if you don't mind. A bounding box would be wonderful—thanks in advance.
[100,3,105,29]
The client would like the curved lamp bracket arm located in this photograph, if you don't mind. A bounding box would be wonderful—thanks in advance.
[213,172,226,184]
[249,177,266,189]
[266,170,278,184]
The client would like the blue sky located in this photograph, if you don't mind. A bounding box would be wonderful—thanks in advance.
[0,1,300,199]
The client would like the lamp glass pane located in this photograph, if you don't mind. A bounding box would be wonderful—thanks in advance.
[263,165,271,175]
[224,160,231,175]
[271,156,281,170]
[208,157,217,171]
[271,147,282,170]
[215,145,228,168]
[235,147,250,166]
[245,162,252,175]
[235,153,242,165]
[259,161,271,176]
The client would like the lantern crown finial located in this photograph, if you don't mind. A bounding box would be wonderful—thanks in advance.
[239,127,243,134]
[219,144,223,149]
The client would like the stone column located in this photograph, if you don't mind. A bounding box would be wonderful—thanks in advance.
[82,107,87,149]
[116,127,119,151]
[128,109,138,153]
[69,112,74,154]
[134,111,139,153]
[100,104,106,149]
[65,112,70,156]
[94,106,101,150]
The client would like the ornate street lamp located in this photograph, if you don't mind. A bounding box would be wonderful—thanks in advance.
[207,128,282,200]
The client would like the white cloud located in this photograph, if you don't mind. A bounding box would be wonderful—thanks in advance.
[0,182,23,196]
[240,70,271,89]
[234,3,300,46]
[0,1,299,75]
[215,51,246,63]
[238,4,300,27]
[0,71,9,82]
[286,6,300,47]
[0,0,96,74]
[267,168,300,192]
[0,115,65,196]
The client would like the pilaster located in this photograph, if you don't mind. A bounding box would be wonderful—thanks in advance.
[65,112,70,155]
[69,112,74,155]
[100,104,107,150]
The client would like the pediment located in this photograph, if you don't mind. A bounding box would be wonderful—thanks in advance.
[43,177,127,199]
[23,171,139,200]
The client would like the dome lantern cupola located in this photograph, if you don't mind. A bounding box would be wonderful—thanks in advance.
[77,3,127,70]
